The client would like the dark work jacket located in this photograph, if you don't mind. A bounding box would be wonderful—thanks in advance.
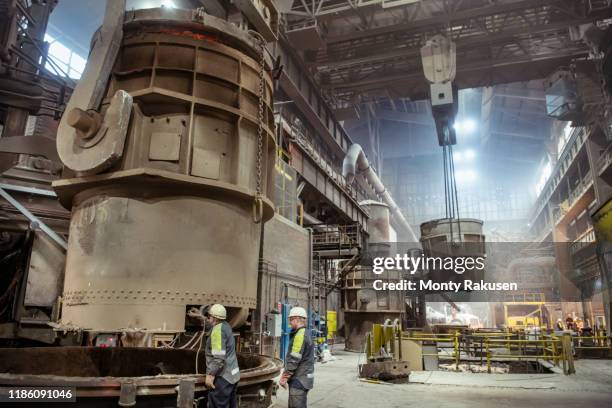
[284,326,315,390]
[205,321,240,384]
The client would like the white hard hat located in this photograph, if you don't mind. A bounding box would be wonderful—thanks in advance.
[208,304,227,320]
[289,306,307,319]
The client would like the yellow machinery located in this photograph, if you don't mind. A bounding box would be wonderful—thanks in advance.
[361,321,410,382]
[504,302,546,329]
[327,310,337,341]
[504,293,547,329]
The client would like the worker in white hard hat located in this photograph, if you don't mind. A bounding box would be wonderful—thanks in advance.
[279,306,315,408]
[204,304,240,408]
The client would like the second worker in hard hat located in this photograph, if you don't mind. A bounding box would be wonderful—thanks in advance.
[279,306,315,408]
[204,304,240,408]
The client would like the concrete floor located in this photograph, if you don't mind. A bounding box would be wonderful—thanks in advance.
[271,348,612,408]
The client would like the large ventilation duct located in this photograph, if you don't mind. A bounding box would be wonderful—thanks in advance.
[342,144,418,242]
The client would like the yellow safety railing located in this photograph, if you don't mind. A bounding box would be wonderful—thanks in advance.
[572,335,612,349]
[367,325,610,375]
[482,334,578,374]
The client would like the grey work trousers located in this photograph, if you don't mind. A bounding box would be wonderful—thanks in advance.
[288,386,309,408]
[208,377,237,408]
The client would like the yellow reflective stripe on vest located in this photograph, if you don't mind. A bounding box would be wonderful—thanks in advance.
[211,324,224,355]
[292,328,305,354]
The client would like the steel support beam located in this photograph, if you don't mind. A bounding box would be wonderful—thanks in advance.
[274,39,354,156]
[322,54,584,103]
[494,87,546,101]
[0,187,67,250]
[315,17,595,69]
[320,0,603,43]
[375,109,434,126]
[290,139,369,228]
[0,183,57,197]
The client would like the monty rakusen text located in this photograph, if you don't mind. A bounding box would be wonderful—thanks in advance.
[371,255,518,292]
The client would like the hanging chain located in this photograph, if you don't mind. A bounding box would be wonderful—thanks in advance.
[252,31,266,223]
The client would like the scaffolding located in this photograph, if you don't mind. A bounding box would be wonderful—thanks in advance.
[311,223,362,252]
[309,223,364,347]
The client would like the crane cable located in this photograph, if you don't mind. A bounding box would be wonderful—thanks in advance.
[442,140,462,243]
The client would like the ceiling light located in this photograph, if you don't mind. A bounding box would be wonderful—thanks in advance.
[454,118,477,134]
[456,169,477,183]
[463,119,477,133]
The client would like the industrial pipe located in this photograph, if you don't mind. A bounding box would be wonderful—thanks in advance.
[342,144,418,242]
